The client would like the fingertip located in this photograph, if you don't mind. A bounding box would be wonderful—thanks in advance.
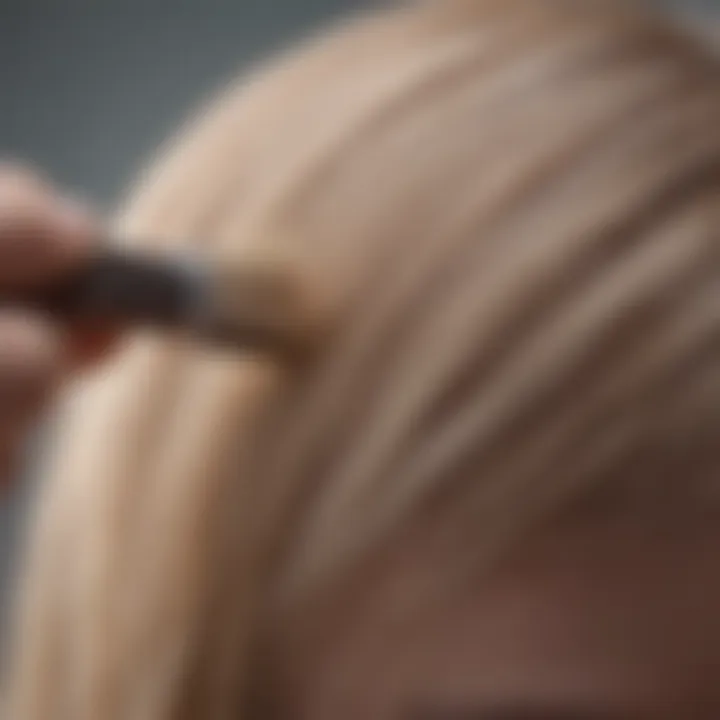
[0,312,65,389]
[0,169,100,284]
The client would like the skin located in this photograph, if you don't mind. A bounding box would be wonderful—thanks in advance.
[280,515,720,720]
[0,164,111,483]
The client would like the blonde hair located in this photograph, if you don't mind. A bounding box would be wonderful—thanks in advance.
[7,0,720,718]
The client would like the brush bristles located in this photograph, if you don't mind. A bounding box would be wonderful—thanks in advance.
[201,265,320,358]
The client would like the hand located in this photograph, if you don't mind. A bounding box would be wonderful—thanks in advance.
[0,164,112,485]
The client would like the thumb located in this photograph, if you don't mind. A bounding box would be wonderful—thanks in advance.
[0,165,96,289]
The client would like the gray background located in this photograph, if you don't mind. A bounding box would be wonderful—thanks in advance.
[0,0,717,622]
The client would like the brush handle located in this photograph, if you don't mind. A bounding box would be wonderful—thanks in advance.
[1,250,205,329]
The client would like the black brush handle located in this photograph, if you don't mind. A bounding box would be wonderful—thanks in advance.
[1,250,204,329]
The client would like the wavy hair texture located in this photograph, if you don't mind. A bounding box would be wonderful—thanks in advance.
[6,1,720,718]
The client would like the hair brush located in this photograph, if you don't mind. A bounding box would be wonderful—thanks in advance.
[2,248,312,357]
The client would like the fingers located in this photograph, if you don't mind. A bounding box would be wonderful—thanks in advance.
[0,311,64,482]
[0,162,118,366]
[0,163,117,489]
[0,162,96,289]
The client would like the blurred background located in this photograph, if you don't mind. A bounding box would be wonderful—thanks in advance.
[0,0,717,623]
